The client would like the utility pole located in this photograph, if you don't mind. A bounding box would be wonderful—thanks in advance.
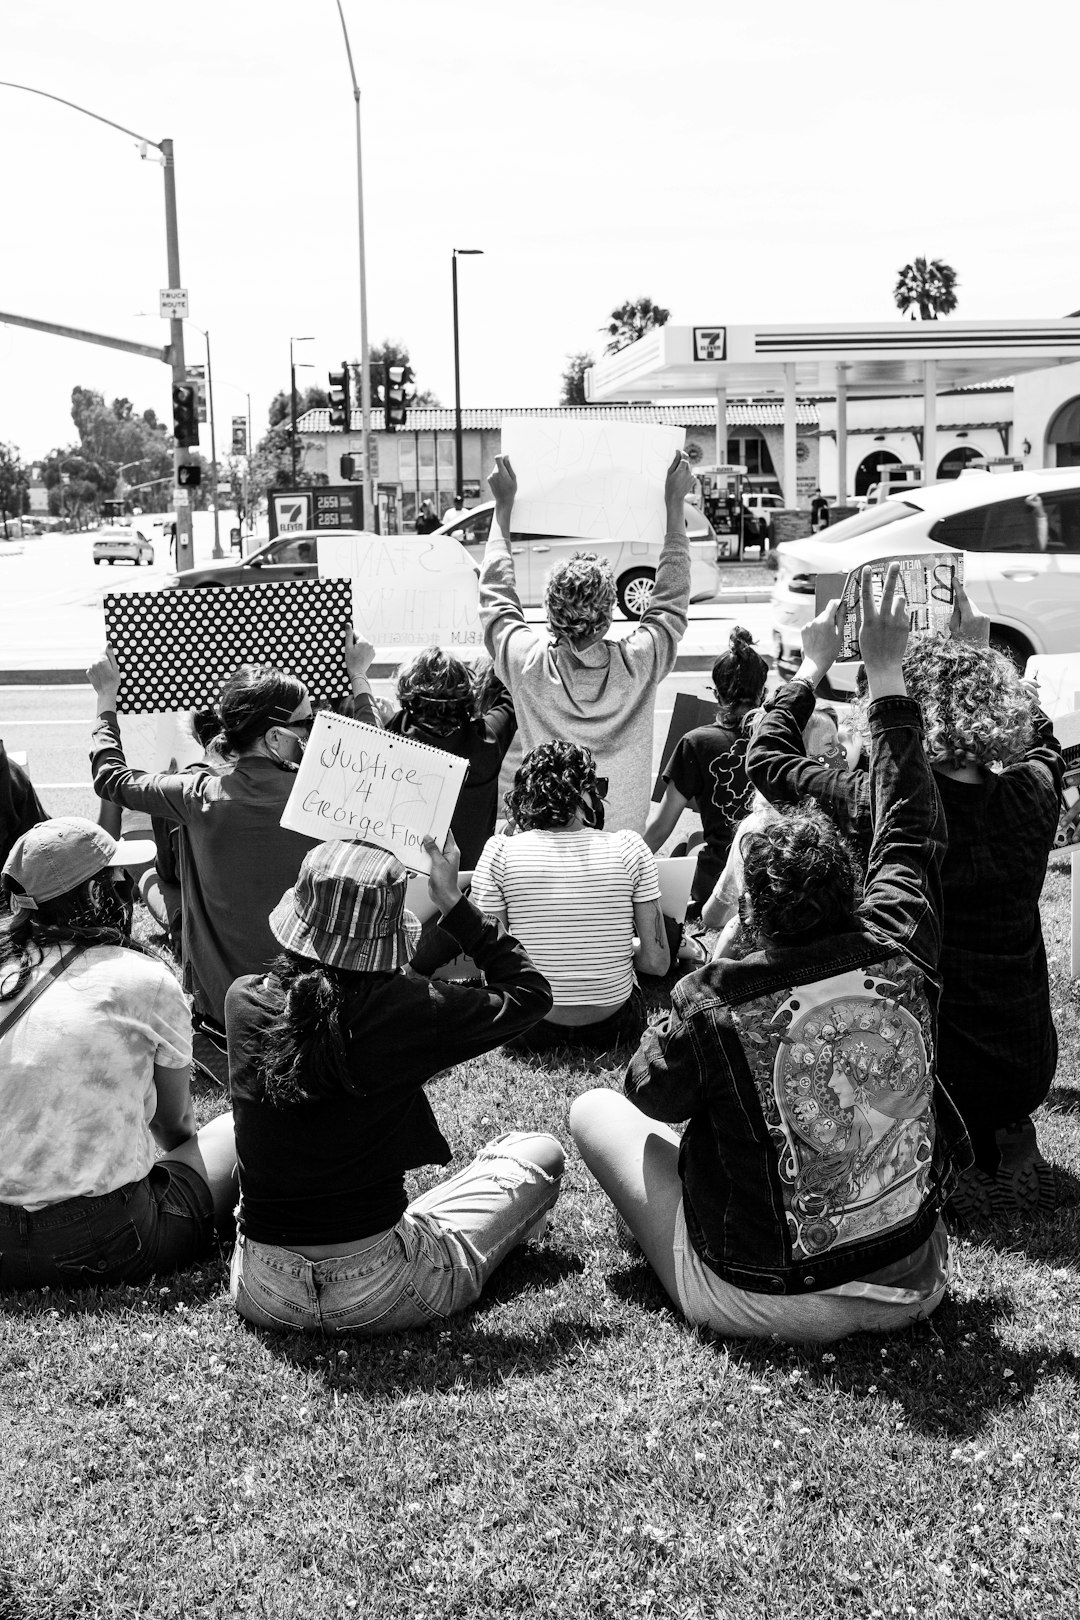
[335,2,374,530]
[160,138,194,573]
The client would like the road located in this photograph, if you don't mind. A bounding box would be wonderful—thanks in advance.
[0,522,777,820]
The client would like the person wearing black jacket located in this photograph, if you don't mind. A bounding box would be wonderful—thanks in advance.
[226,832,562,1335]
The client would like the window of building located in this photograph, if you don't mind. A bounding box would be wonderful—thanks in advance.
[399,438,416,479]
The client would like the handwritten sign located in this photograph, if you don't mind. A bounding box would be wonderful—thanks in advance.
[501,418,684,545]
[815,552,963,661]
[318,531,482,649]
[279,711,465,873]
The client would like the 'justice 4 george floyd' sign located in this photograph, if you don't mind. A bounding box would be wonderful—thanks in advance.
[280,710,465,873]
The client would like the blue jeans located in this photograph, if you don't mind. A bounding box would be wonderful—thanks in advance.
[230,1131,563,1335]
[0,1163,216,1290]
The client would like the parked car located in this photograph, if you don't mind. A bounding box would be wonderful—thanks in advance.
[771,468,1080,692]
[432,499,719,618]
[164,530,353,589]
[92,526,155,567]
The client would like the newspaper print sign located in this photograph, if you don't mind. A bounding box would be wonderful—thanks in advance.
[104,579,353,714]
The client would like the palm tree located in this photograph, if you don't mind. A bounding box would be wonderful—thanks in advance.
[602,296,670,354]
[893,258,959,321]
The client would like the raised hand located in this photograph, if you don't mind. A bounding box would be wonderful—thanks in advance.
[664,450,693,517]
[344,627,376,683]
[797,597,846,688]
[487,455,517,512]
[87,646,121,708]
[423,830,463,916]
[858,563,909,697]
[948,579,990,646]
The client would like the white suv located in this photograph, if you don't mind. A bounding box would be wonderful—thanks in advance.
[771,469,1080,692]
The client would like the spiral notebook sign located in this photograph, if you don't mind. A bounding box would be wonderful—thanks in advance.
[280,711,465,873]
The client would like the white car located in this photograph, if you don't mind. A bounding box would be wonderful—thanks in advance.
[92,526,155,567]
[771,468,1080,692]
[433,500,719,618]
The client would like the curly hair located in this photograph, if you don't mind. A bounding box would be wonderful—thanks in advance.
[544,553,617,645]
[712,626,769,725]
[193,663,307,759]
[740,800,856,944]
[395,647,478,737]
[901,637,1037,770]
[504,741,606,831]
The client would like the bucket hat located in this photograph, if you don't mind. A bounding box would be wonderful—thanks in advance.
[2,816,156,914]
[268,840,421,974]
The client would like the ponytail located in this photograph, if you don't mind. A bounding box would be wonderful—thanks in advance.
[255,953,352,1106]
[712,627,769,727]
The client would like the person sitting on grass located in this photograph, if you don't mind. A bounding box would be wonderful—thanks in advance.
[479,452,693,836]
[644,626,769,924]
[471,741,670,1053]
[353,643,517,873]
[744,583,1064,1219]
[570,567,972,1344]
[0,817,237,1288]
[225,833,563,1336]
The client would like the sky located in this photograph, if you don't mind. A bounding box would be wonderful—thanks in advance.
[3,0,1080,462]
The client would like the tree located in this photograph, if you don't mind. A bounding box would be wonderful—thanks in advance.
[559,352,595,407]
[66,386,173,516]
[893,257,959,321]
[602,296,670,355]
[0,442,28,539]
[369,341,439,407]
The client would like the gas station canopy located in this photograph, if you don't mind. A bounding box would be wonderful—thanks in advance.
[585,320,1080,400]
[585,320,1080,507]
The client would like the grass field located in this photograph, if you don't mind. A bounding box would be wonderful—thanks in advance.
[3,857,1080,1619]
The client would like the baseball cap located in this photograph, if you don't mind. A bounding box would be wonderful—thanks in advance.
[2,817,157,913]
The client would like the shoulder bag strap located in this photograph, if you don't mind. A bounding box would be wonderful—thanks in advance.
[0,943,88,1043]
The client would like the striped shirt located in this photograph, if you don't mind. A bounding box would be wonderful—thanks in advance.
[471,828,661,1009]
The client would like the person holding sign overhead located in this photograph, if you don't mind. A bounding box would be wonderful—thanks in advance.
[225,834,563,1336]
[479,452,692,836]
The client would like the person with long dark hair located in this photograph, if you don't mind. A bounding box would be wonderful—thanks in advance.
[0,818,236,1287]
[359,646,517,872]
[225,833,562,1335]
[571,568,971,1343]
[644,625,770,918]
[471,741,670,1052]
[87,646,353,1035]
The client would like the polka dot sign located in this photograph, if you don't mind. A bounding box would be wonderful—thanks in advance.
[104,580,354,715]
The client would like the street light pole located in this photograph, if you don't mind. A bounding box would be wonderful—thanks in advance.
[0,83,195,570]
[289,336,314,489]
[452,248,483,506]
[189,325,222,557]
[334,1,373,531]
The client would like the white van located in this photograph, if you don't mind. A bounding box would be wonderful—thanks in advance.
[771,468,1080,691]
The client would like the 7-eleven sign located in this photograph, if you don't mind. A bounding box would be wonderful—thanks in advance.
[270,493,312,536]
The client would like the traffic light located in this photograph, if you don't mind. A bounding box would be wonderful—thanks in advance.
[176,463,202,487]
[340,454,356,481]
[381,361,415,430]
[328,363,351,430]
[171,382,199,447]
[231,416,247,455]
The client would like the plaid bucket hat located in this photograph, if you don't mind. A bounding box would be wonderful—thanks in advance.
[268,840,421,974]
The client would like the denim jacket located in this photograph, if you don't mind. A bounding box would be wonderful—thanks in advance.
[626,692,971,1296]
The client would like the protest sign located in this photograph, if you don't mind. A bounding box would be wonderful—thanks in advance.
[280,710,465,873]
[815,552,963,661]
[651,692,718,800]
[104,580,353,713]
[500,417,684,545]
[318,531,482,649]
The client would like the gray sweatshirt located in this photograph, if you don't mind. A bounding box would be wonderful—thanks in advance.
[479,533,690,835]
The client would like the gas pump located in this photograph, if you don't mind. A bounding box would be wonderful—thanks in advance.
[695,464,749,559]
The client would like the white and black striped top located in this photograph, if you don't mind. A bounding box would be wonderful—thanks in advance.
[471,828,661,1009]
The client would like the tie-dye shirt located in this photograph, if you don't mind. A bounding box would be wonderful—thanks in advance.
[0,944,192,1209]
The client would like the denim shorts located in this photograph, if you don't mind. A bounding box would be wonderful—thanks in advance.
[231,1131,562,1336]
[672,1201,949,1344]
[0,1162,216,1291]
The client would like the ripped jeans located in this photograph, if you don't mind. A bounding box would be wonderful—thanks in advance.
[230,1132,563,1336]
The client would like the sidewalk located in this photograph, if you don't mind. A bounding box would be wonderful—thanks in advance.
[715,559,773,603]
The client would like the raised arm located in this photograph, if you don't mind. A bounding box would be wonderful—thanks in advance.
[340,629,384,730]
[88,649,204,823]
[624,451,693,676]
[478,455,537,675]
[856,564,946,978]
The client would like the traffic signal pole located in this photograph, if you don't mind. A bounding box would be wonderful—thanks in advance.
[160,138,194,573]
